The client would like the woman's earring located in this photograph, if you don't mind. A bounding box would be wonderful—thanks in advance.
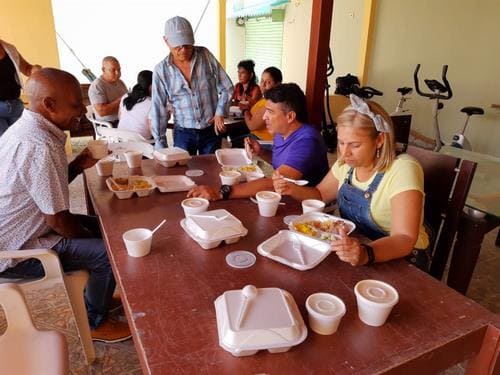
[376,148,381,159]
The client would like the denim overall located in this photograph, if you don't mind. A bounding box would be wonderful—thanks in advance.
[337,167,430,271]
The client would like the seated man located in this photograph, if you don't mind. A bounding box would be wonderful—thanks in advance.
[187,83,329,201]
[88,56,127,126]
[0,68,130,343]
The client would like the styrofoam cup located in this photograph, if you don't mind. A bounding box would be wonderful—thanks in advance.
[122,228,152,257]
[219,171,241,186]
[354,279,399,327]
[181,198,209,217]
[306,293,346,335]
[88,140,108,159]
[302,199,325,214]
[96,157,115,177]
[256,191,281,217]
[124,151,142,168]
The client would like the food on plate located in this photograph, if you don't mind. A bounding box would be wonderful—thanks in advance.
[110,177,152,191]
[292,219,352,241]
[130,179,152,190]
[238,165,257,173]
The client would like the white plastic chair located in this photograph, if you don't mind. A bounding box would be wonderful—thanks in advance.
[98,126,155,144]
[0,283,69,375]
[0,249,95,365]
[85,105,113,140]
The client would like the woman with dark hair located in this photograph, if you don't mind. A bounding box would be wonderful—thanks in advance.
[240,66,282,142]
[118,70,153,139]
[231,59,262,106]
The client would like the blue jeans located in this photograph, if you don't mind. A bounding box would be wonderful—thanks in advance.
[0,98,24,136]
[173,126,221,155]
[0,215,115,329]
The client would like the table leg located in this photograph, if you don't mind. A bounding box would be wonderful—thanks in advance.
[82,173,96,216]
[447,214,500,294]
[465,324,500,375]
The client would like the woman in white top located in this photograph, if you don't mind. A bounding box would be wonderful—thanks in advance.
[118,70,152,140]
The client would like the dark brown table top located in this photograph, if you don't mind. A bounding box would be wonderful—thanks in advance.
[84,156,500,375]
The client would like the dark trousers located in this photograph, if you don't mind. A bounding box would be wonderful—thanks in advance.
[0,215,115,329]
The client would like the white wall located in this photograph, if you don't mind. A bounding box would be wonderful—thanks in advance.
[51,0,219,88]
[367,0,500,157]
[225,15,246,84]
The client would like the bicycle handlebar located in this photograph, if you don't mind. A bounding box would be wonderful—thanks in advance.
[413,64,453,100]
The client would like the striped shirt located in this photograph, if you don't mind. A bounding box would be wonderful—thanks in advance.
[0,110,68,272]
[151,46,233,148]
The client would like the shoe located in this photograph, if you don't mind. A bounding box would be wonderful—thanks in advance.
[108,295,123,313]
[91,317,132,343]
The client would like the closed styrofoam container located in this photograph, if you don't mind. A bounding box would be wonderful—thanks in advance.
[153,147,191,167]
[215,286,307,357]
[215,148,251,167]
[289,212,356,243]
[180,209,248,249]
[106,176,155,199]
[257,230,331,271]
[152,175,196,193]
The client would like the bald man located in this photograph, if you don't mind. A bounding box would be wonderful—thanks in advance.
[88,56,127,125]
[0,68,131,343]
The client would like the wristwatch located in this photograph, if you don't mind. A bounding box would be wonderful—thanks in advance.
[220,184,232,200]
[363,244,375,265]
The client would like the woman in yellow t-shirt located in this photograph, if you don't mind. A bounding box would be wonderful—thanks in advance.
[273,95,430,271]
[239,67,282,142]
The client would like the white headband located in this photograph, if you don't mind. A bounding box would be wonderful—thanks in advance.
[349,94,390,133]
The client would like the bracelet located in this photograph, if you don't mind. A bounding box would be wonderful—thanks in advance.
[363,244,375,265]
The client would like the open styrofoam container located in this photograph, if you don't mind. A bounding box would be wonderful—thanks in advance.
[215,285,307,357]
[289,212,356,243]
[180,209,248,249]
[257,230,331,271]
[221,164,264,182]
[151,175,196,193]
[108,141,154,160]
[106,176,156,199]
[215,148,252,167]
[153,147,191,167]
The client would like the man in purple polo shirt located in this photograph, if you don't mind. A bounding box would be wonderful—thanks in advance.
[187,83,329,201]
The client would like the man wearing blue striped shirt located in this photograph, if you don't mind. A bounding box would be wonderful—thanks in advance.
[151,16,234,154]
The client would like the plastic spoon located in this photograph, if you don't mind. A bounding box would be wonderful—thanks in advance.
[236,285,258,329]
[189,214,229,221]
[250,197,285,205]
[283,177,309,186]
[151,219,166,234]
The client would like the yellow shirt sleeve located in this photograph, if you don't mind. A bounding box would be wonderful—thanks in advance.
[249,99,273,141]
[332,155,429,249]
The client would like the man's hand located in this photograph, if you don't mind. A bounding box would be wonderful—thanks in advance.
[272,171,295,196]
[187,185,222,201]
[244,136,261,158]
[210,115,226,133]
[331,228,368,266]
[73,147,99,170]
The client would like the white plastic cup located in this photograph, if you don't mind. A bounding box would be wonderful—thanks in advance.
[124,151,143,168]
[219,171,241,186]
[96,157,115,177]
[255,191,281,217]
[306,293,346,335]
[88,140,108,159]
[354,279,399,327]
[122,228,153,257]
[181,198,210,217]
[302,199,326,214]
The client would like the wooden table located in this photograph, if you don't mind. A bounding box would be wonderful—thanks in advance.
[84,157,500,374]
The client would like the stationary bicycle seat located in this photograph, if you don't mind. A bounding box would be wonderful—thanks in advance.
[397,87,413,95]
[460,107,484,116]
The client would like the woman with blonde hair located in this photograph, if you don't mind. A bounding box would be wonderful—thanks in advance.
[273,94,430,270]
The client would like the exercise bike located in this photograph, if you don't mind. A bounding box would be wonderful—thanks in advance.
[413,64,484,152]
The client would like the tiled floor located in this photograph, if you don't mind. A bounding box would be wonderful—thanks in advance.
[3,137,497,374]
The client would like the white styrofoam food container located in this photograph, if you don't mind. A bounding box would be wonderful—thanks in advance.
[180,209,248,249]
[151,175,196,193]
[257,230,331,271]
[215,148,251,167]
[108,141,154,160]
[106,176,155,199]
[289,212,356,243]
[215,285,307,357]
[153,147,191,167]
[221,164,264,182]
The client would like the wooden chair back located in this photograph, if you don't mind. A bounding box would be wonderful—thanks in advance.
[406,145,476,279]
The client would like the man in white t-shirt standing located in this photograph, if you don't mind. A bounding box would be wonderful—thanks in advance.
[88,56,127,126]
